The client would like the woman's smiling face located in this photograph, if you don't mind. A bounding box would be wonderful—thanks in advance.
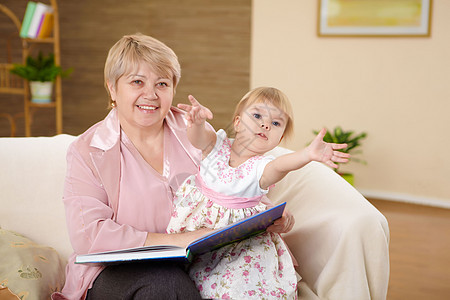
[108,62,174,131]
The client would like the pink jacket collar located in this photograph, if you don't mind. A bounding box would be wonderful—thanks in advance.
[89,107,200,167]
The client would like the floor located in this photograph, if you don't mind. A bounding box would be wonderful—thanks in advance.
[368,199,450,300]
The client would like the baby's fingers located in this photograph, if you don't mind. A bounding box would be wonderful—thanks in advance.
[188,95,201,106]
[177,103,192,112]
[326,161,339,169]
[184,114,194,128]
[200,107,213,120]
[188,95,213,120]
[332,143,348,150]
[334,150,350,158]
[331,151,350,163]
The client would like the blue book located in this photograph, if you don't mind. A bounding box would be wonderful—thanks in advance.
[75,202,286,264]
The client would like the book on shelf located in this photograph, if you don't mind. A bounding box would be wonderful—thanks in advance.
[26,2,53,38]
[36,11,54,39]
[75,202,287,265]
[19,1,37,38]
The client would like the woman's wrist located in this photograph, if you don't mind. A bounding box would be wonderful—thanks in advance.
[145,228,212,248]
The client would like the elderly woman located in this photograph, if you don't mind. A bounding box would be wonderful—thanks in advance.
[54,33,389,300]
[54,34,212,300]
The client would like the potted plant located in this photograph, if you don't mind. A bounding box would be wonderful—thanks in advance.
[10,52,72,103]
[313,126,367,185]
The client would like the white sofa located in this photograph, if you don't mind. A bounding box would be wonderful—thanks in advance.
[0,134,75,300]
[0,134,389,300]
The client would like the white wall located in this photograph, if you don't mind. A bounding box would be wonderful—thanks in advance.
[251,0,450,206]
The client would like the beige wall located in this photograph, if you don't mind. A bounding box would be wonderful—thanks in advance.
[251,0,450,205]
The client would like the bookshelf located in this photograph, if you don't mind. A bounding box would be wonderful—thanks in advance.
[0,0,62,136]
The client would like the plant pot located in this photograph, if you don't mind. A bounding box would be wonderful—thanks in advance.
[339,173,354,186]
[30,81,53,103]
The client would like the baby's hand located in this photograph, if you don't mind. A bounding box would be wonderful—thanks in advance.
[177,95,213,127]
[267,210,295,233]
[307,128,350,169]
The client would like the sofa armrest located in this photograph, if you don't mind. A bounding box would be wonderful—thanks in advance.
[267,146,389,300]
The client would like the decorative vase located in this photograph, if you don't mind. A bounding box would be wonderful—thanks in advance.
[30,81,53,103]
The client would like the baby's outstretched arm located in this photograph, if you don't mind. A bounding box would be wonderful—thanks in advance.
[178,95,216,156]
[260,128,350,189]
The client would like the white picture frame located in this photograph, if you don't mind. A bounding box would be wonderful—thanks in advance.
[318,0,432,37]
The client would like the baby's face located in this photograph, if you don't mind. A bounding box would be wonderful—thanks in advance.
[234,102,287,155]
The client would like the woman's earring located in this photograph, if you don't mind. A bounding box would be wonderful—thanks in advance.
[111,101,116,108]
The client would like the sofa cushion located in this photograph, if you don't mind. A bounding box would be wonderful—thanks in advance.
[0,228,66,300]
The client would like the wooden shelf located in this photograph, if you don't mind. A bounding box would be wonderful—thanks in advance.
[0,87,25,95]
[1,0,63,136]
[28,101,57,108]
[22,0,63,136]
[24,37,55,44]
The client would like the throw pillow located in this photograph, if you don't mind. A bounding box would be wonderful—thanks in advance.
[0,228,65,300]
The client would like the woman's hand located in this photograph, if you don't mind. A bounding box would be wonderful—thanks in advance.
[177,95,213,128]
[174,228,213,248]
[306,128,350,169]
[145,228,213,249]
[267,209,295,234]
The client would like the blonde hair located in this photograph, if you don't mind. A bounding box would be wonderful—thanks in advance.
[104,33,181,107]
[232,87,294,139]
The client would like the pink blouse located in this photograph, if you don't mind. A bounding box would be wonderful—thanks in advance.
[53,108,201,300]
[117,124,196,232]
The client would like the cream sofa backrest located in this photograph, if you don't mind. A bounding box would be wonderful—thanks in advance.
[0,134,77,260]
[0,134,298,262]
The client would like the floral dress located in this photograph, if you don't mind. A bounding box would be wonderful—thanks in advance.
[166,129,298,299]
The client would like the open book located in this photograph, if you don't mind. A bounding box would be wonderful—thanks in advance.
[75,202,286,264]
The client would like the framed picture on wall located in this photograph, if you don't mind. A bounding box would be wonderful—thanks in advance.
[318,0,432,37]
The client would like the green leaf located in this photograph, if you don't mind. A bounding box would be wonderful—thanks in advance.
[324,130,334,143]
[9,51,72,82]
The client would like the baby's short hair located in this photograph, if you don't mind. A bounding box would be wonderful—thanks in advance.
[232,87,294,139]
